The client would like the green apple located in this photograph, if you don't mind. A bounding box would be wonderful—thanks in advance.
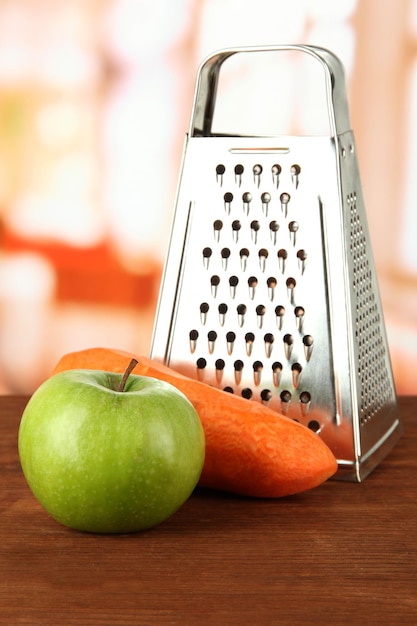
[18,362,205,533]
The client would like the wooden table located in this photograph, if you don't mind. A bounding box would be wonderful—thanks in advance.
[1,395,416,625]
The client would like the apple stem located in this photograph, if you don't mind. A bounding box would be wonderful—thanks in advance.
[118,358,139,392]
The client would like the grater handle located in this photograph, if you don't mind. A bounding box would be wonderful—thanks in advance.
[190,45,351,138]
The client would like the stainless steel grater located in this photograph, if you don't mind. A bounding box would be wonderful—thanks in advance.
[150,45,402,481]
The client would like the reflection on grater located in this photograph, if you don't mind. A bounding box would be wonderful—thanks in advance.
[150,45,402,481]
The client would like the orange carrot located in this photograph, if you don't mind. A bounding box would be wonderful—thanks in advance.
[52,347,338,497]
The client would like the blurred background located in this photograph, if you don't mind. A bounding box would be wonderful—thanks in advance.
[0,0,416,394]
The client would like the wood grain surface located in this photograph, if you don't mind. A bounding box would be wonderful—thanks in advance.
[1,395,416,626]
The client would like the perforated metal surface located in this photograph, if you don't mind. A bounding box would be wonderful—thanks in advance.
[162,143,335,431]
[348,193,394,424]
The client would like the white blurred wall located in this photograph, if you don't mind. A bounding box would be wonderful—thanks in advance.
[0,0,416,393]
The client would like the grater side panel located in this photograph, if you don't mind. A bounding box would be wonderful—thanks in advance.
[152,135,349,438]
[337,131,402,479]
[150,136,194,364]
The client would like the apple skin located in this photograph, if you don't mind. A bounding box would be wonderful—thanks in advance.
[18,369,205,534]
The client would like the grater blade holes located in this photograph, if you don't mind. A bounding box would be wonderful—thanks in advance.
[189,329,199,353]
[221,247,231,270]
[239,247,250,270]
[242,192,252,215]
[200,302,209,324]
[290,164,301,188]
[258,248,269,272]
[229,275,239,298]
[275,305,285,329]
[216,164,225,185]
[269,220,279,244]
[234,164,244,186]
[250,220,260,243]
[253,360,263,384]
[207,330,217,354]
[277,249,288,273]
[256,304,266,328]
[288,221,299,245]
[291,362,302,388]
[237,303,247,327]
[299,391,312,416]
[280,192,290,217]
[267,276,277,301]
[261,192,271,215]
[253,164,263,186]
[213,219,223,241]
[283,333,294,359]
[272,163,281,187]
[232,220,241,242]
[280,390,292,414]
[202,247,212,268]
[224,192,233,213]
[286,277,296,303]
[248,276,258,299]
[260,388,272,405]
[215,358,225,383]
[302,335,314,361]
[296,249,307,273]
[294,306,305,331]
[272,361,283,386]
[210,275,220,297]
[196,357,207,381]
[234,359,244,384]
[307,419,321,433]
[264,333,274,358]
[218,302,228,325]
[245,332,255,355]
[226,331,236,355]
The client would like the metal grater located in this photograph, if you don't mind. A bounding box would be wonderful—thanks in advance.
[150,45,402,481]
